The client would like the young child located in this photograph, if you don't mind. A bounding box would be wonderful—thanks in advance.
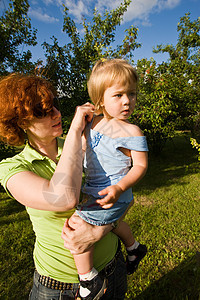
[68,59,148,300]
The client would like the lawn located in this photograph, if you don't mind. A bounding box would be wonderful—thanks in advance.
[0,133,200,300]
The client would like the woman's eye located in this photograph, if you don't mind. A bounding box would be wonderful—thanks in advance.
[115,94,122,98]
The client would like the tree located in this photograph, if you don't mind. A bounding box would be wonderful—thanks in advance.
[130,58,177,154]
[131,13,200,154]
[0,0,37,74]
[42,0,141,118]
[153,13,200,131]
[191,138,200,161]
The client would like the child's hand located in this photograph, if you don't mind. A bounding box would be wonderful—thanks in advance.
[96,184,123,209]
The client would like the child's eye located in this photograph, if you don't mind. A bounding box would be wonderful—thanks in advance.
[115,94,122,98]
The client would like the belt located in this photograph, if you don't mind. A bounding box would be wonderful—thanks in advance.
[37,241,121,290]
[38,273,74,290]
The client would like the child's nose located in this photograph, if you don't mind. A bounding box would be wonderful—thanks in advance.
[123,94,130,104]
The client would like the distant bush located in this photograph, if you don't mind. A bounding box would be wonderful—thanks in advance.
[190,138,200,161]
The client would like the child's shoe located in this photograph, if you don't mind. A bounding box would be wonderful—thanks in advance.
[76,274,107,300]
[126,243,147,275]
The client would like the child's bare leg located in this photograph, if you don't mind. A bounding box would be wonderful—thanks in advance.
[113,220,135,247]
[73,247,94,275]
[68,213,106,298]
[113,220,147,275]
[68,213,96,276]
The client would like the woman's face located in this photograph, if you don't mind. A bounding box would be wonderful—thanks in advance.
[26,101,63,143]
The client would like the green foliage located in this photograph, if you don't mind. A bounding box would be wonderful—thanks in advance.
[130,13,200,154]
[0,142,19,160]
[131,59,177,154]
[42,0,141,116]
[0,0,37,74]
[153,13,200,131]
[190,138,200,161]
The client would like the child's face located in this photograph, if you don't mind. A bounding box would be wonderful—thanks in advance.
[101,80,137,120]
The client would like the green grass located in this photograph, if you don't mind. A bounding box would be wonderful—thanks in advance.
[0,194,35,299]
[0,133,200,300]
[124,134,200,299]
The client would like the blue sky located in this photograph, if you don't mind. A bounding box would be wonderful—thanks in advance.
[1,0,200,64]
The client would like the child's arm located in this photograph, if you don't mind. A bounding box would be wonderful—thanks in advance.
[97,126,148,209]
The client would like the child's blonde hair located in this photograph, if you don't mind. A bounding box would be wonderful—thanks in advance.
[87,58,138,114]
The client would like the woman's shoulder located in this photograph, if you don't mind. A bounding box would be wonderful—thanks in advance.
[0,148,28,173]
[0,149,30,190]
[0,149,24,164]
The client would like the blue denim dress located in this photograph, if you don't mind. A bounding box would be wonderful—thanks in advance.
[76,121,148,226]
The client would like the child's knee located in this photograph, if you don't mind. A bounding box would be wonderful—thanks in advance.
[68,212,82,229]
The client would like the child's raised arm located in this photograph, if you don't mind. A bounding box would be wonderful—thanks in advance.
[96,125,148,209]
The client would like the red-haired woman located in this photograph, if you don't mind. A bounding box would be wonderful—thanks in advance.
[0,74,127,300]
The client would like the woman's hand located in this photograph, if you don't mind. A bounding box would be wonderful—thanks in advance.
[70,102,95,133]
[61,214,112,254]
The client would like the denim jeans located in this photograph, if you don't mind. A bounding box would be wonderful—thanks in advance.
[101,251,127,300]
[29,250,127,300]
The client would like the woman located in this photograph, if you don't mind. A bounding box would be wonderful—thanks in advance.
[0,73,127,300]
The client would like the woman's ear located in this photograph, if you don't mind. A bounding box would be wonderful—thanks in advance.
[18,122,27,133]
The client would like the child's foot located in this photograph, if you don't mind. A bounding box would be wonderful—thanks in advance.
[126,243,147,275]
[76,274,107,300]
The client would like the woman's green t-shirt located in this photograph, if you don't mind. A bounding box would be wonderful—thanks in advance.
[0,138,118,282]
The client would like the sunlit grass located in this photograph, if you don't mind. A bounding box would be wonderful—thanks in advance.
[124,134,200,299]
[0,196,35,299]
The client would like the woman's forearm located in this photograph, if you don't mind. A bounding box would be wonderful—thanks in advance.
[45,103,94,210]
[49,128,83,209]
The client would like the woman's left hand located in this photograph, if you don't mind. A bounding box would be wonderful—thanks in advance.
[70,102,95,133]
[61,214,112,254]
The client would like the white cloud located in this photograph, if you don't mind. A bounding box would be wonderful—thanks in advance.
[96,0,181,24]
[58,0,181,25]
[161,0,181,9]
[29,7,59,23]
[59,0,90,22]
[42,0,55,5]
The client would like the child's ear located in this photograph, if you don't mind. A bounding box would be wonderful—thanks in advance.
[94,101,103,115]
[100,99,104,107]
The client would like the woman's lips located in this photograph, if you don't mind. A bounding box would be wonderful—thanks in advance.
[52,121,61,128]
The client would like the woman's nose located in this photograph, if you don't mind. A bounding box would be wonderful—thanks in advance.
[52,106,61,118]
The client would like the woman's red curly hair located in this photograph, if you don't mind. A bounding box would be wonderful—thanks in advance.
[0,73,57,146]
